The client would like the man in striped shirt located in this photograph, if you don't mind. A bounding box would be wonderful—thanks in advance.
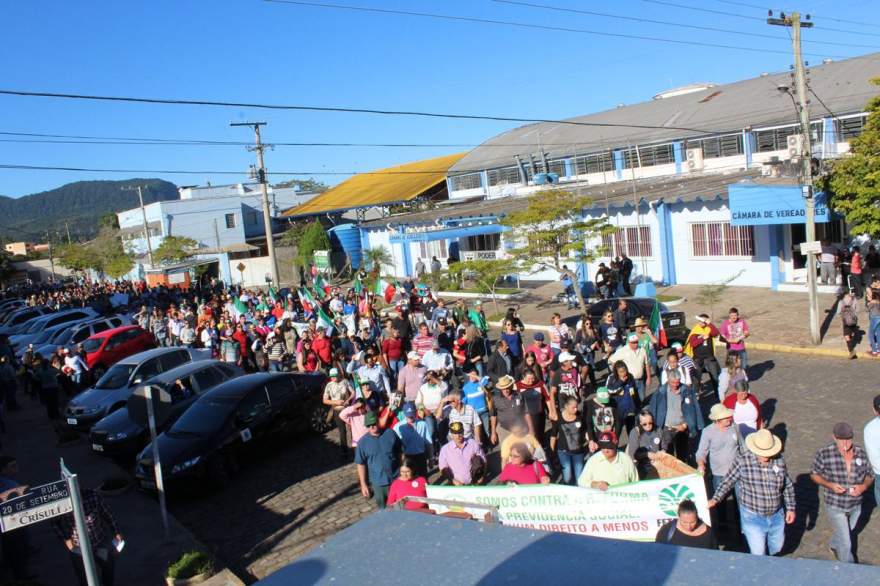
[665,342,696,386]
[410,322,434,358]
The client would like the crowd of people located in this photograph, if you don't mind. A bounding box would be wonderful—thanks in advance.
[0,271,877,580]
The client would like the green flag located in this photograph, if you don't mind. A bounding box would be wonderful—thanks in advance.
[267,286,278,302]
[233,296,248,319]
[353,278,363,296]
[316,307,334,332]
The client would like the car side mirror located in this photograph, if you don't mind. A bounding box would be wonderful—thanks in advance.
[132,377,143,386]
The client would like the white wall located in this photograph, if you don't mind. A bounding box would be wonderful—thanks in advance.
[228,256,274,287]
[668,200,772,287]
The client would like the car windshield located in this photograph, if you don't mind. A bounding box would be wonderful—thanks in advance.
[23,319,48,334]
[50,328,75,344]
[168,396,236,437]
[95,364,136,389]
[82,338,104,354]
[31,329,57,344]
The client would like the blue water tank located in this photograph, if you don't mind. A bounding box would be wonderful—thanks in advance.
[328,224,363,269]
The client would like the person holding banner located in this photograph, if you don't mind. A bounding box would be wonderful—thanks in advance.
[648,371,704,465]
[438,421,486,486]
[655,499,718,550]
[496,443,550,485]
[578,431,638,490]
[708,429,796,556]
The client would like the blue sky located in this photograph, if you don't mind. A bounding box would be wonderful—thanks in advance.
[0,0,876,196]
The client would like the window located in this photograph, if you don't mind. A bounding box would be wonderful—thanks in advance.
[225,213,236,229]
[690,222,754,257]
[755,123,823,152]
[266,377,295,402]
[449,173,482,191]
[466,233,500,251]
[134,358,162,383]
[193,367,225,394]
[637,144,675,167]
[419,240,447,259]
[487,166,521,187]
[686,134,744,159]
[548,159,567,177]
[237,388,270,423]
[574,151,614,175]
[246,211,259,226]
[838,115,867,141]
[92,322,110,334]
[601,226,652,257]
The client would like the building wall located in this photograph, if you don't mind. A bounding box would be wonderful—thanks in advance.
[4,242,33,256]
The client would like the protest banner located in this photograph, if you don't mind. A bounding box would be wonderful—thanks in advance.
[426,474,708,542]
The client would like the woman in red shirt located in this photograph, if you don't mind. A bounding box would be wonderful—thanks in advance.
[497,443,550,485]
[386,458,427,510]
[298,339,320,372]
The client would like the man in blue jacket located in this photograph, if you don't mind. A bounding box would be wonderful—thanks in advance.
[648,371,704,465]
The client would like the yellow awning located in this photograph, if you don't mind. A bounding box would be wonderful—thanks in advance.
[282,152,467,217]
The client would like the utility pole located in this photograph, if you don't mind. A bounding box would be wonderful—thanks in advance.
[231,122,280,287]
[65,222,72,245]
[769,10,820,345]
[122,185,155,269]
[46,231,56,282]
[213,218,221,250]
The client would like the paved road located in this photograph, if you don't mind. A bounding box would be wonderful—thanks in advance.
[171,350,880,582]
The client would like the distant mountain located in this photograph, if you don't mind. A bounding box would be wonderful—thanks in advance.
[0,179,179,242]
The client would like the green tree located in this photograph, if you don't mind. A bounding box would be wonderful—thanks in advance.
[103,251,135,279]
[449,257,520,315]
[822,77,880,235]
[363,246,392,276]
[57,243,98,272]
[696,270,745,320]
[0,251,12,284]
[155,236,198,263]
[294,221,331,266]
[273,178,329,193]
[503,188,610,309]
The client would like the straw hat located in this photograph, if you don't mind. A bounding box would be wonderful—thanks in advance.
[745,429,783,458]
[496,375,516,390]
[708,403,734,421]
[634,317,648,327]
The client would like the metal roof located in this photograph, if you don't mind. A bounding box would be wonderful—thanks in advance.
[282,152,467,218]
[449,52,880,174]
[361,169,775,228]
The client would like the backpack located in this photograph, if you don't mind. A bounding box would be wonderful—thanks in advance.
[841,303,858,326]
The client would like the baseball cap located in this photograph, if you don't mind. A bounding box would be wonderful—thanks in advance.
[558,351,575,362]
[627,333,639,342]
[696,314,710,323]
[833,422,854,439]
[596,387,610,404]
[403,402,417,418]
[328,368,339,377]
[449,421,465,435]
[407,351,421,361]
[597,431,617,450]
[533,332,545,341]
[671,342,683,351]
[363,411,378,427]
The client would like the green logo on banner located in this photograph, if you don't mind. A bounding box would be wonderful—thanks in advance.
[658,484,695,517]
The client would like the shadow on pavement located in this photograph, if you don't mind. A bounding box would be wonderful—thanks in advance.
[820,296,841,343]
[783,472,820,555]
[748,360,775,382]
[761,398,778,427]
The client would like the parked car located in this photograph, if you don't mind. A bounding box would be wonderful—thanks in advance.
[135,372,327,490]
[89,360,243,457]
[10,307,99,349]
[0,306,54,335]
[81,325,157,380]
[29,315,126,360]
[583,297,688,345]
[0,300,25,320]
[64,346,209,431]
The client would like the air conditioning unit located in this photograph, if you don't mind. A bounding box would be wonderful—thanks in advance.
[787,134,804,159]
[685,148,704,171]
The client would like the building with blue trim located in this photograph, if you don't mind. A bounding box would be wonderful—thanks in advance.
[356,53,879,291]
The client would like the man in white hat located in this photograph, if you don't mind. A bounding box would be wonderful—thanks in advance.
[549,351,581,412]
[697,403,739,527]
[610,332,652,401]
[396,351,426,403]
[490,375,532,447]
[709,428,796,556]
[323,368,354,459]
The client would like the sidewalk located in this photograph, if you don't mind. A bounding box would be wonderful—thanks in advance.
[1,393,204,585]
[476,281,866,357]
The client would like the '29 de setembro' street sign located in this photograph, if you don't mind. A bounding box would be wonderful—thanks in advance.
[0,480,73,532]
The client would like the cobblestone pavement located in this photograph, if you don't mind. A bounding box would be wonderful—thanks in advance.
[172,350,880,582]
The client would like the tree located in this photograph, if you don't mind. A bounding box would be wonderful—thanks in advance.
[273,178,329,193]
[503,188,610,309]
[448,257,520,315]
[296,221,331,266]
[57,243,98,273]
[57,226,133,279]
[822,77,880,235]
[155,236,198,263]
[695,270,745,320]
[363,246,392,276]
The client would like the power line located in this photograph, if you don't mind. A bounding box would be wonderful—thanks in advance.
[640,0,880,38]
[0,89,728,134]
[261,0,848,58]
[709,0,880,30]
[491,0,880,49]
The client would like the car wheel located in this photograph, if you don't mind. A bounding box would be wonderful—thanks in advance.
[309,404,335,434]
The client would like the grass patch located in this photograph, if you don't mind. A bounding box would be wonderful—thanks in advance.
[656,294,682,303]
[167,551,212,580]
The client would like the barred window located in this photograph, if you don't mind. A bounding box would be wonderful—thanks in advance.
[487,166,521,187]
[602,226,652,257]
[419,240,447,259]
[686,134,744,159]
[548,159,567,177]
[838,115,867,140]
[574,151,615,175]
[449,173,482,191]
[638,144,675,167]
[466,233,500,251]
[755,123,822,152]
[691,222,754,257]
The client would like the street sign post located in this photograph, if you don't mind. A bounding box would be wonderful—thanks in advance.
[60,459,99,586]
[144,385,170,539]
[0,479,72,533]
[799,240,822,256]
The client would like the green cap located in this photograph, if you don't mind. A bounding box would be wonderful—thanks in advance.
[596,387,610,404]
[363,411,378,426]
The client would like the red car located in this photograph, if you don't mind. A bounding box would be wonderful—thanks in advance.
[82,325,156,379]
